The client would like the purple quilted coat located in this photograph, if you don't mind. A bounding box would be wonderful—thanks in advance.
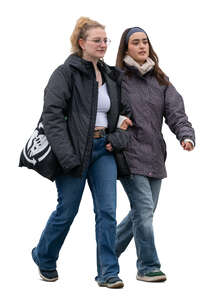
[116,66,195,179]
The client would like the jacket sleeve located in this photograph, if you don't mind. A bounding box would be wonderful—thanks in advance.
[164,82,195,145]
[42,66,80,173]
[106,83,132,152]
[106,128,129,152]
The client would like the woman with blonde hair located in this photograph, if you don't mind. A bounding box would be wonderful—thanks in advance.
[115,27,195,282]
[31,17,132,288]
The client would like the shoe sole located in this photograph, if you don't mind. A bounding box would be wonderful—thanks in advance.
[98,281,124,288]
[136,274,167,282]
[39,270,58,282]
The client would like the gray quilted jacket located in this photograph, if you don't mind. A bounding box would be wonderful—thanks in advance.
[116,66,195,179]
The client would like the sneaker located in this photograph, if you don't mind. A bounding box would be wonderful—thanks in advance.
[136,270,167,282]
[31,248,58,282]
[98,277,124,288]
[38,269,59,282]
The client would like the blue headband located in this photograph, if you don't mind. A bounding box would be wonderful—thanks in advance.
[125,27,147,46]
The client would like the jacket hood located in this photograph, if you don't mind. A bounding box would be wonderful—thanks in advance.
[64,54,123,82]
[64,54,94,74]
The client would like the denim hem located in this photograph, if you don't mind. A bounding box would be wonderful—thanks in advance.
[137,268,161,276]
[32,247,57,271]
[95,273,120,283]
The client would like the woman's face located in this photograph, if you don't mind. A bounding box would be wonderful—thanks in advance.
[127,32,149,65]
[79,27,107,61]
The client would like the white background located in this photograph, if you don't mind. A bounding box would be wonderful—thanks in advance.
[1,0,217,299]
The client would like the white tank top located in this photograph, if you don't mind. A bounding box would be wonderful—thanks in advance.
[95,83,111,127]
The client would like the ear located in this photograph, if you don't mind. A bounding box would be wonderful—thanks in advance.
[78,38,85,50]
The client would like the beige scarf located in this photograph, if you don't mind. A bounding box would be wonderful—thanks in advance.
[124,55,155,75]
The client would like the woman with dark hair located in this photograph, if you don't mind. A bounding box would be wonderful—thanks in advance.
[115,27,195,282]
[30,17,133,288]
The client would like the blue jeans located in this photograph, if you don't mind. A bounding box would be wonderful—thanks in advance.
[115,175,162,275]
[32,136,119,282]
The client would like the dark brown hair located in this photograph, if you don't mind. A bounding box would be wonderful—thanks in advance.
[116,28,170,86]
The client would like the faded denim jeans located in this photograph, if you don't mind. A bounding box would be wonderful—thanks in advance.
[115,175,162,275]
[32,136,119,282]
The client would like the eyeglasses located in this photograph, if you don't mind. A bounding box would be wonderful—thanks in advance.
[86,38,111,46]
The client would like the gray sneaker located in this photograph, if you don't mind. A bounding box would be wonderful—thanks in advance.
[137,270,167,282]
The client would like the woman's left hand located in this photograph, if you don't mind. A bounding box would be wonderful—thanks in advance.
[120,118,133,130]
[106,143,113,152]
[181,141,194,151]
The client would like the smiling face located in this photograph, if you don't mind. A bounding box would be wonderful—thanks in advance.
[127,32,149,65]
[79,27,107,62]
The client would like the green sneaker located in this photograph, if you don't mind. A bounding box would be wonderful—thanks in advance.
[136,270,167,282]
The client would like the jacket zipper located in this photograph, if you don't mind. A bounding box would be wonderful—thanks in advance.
[79,78,98,176]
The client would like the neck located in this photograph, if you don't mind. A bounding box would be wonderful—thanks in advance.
[82,53,99,67]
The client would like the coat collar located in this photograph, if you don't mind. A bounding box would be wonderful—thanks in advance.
[124,62,154,78]
[64,54,94,75]
[64,54,123,82]
[124,55,155,75]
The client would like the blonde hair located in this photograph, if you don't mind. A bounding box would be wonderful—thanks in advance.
[70,17,105,57]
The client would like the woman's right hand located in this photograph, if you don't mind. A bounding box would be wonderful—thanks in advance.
[106,143,113,152]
